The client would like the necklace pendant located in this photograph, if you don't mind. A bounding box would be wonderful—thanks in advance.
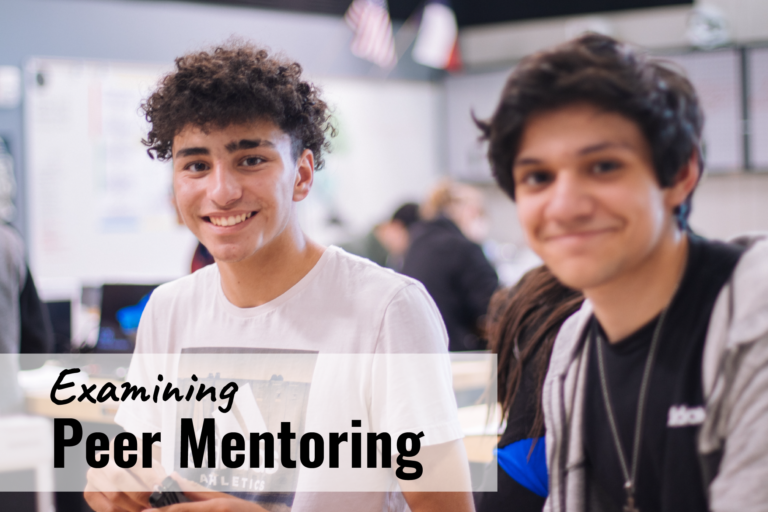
[623,496,640,512]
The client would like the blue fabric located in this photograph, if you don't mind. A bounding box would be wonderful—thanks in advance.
[495,437,548,498]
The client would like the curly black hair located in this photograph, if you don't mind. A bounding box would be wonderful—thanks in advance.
[142,42,335,169]
[476,34,703,225]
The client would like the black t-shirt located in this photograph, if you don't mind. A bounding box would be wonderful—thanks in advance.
[583,235,744,512]
[476,340,548,512]
[499,340,545,449]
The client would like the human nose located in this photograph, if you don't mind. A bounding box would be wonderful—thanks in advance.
[544,171,594,225]
[208,162,242,207]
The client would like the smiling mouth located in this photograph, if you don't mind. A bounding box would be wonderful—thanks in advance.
[204,212,255,227]
[546,228,616,241]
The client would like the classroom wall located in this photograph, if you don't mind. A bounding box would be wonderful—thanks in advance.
[4,0,767,287]
[689,172,768,240]
[0,0,437,241]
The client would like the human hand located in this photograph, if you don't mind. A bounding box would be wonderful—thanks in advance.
[84,439,166,512]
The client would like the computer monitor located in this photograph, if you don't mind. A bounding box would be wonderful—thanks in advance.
[96,284,159,353]
[44,300,71,354]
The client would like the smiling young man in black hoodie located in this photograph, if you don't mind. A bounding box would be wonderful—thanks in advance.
[479,34,768,512]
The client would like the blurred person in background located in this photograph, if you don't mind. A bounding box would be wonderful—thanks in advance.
[478,33,768,512]
[402,180,498,351]
[342,202,419,270]
[377,202,419,270]
[475,266,582,512]
[0,221,27,414]
[0,138,53,414]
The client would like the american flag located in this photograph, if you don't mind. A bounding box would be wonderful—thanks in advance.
[345,0,397,69]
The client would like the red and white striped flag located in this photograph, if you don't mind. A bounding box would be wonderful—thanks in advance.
[345,0,397,69]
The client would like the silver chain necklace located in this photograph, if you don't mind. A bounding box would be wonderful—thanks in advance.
[594,305,670,512]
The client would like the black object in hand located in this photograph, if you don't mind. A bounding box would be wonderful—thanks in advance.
[148,476,191,508]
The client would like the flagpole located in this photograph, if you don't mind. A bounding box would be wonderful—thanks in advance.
[394,0,428,60]
[377,0,428,79]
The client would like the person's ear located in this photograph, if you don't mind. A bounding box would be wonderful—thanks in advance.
[665,151,700,211]
[293,149,314,202]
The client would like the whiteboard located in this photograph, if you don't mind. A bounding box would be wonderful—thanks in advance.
[24,58,441,286]
[24,58,196,287]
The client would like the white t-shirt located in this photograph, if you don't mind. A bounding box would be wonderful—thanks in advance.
[114,246,463,512]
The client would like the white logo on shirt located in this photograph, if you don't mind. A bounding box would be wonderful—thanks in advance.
[667,405,706,427]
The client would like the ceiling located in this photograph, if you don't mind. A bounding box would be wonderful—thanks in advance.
[166,0,692,27]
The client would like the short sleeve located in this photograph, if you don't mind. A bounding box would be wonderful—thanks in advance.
[370,283,463,447]
[375,282,449,354]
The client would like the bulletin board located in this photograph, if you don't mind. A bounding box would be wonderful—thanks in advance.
[666,49,743,172]
[444,48,746,183]
[749,47,768,170]
[24,58,441,286]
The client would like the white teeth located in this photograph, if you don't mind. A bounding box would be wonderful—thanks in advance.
[210,212,252,227]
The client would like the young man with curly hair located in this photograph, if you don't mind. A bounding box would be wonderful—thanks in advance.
[84,44,473,512]
[478,34,768,511]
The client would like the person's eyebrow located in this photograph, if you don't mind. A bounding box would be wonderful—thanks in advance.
[514,156,544,167]
[175,147,209,158]
[515,141,633,166]
[224,139,275,152]
[578,141,632,155]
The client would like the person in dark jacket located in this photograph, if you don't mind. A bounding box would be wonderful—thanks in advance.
[401,180,498,351]
[0,140,54,361]
[342,202,420,270]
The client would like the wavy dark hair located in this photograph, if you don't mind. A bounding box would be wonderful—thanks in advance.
[142,42,335,169]
[476,33,704,226]
[487,266,583,438]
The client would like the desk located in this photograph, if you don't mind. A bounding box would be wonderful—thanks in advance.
[25,377,120,425]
